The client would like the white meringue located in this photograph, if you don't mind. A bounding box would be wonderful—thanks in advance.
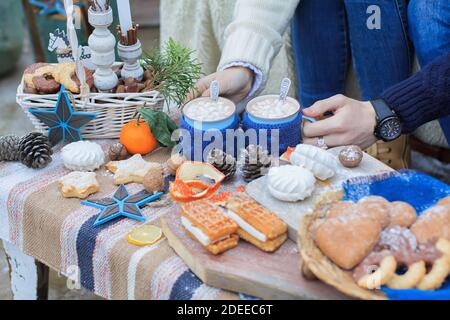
[290,144,338,180]
[268,165,316,202]
[61,141,105,172]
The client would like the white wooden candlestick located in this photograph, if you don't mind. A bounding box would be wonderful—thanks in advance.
[88,7,118,91]
[118,40,144,81]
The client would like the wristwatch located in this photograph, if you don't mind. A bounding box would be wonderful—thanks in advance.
[370,99,402,142]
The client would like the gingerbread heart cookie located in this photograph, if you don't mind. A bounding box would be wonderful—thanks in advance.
[314,214,382,270]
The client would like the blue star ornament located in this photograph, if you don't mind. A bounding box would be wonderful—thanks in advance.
[81,185,163,227]
[29,86,96,146]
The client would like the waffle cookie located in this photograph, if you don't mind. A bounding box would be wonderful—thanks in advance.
[180,200,239,255]
[225,193,288,252]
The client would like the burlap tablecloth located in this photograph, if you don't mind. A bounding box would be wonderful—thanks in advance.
[0,141,243,300]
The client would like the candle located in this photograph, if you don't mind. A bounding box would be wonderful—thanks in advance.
[117,0,133,36]
[64,0,86,91]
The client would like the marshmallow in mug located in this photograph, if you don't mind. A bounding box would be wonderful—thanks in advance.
[183,97,235,122]
[246,96,300,120]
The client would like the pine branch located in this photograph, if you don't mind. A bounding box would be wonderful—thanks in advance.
[141,38,202,108]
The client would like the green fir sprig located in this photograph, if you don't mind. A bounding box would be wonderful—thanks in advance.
[141,38,202,108]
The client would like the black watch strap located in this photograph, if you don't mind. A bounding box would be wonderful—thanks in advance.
[370,99,402,141]
[371,99,395,122]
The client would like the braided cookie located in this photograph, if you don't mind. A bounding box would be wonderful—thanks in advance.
[387,261,426,289]
[353,251,397,290]
[375,227,426,289]
[416,238,450,290]
[355,228,450,290]
[376,229,450,290]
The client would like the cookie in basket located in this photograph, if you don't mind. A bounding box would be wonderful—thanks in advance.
[313,209,382,270]
[23,62,94,94]
[298,193,387,300]
[354,227,450,290]
[411,204,450,243]
[326,196,416,229]
[300,193,450,299]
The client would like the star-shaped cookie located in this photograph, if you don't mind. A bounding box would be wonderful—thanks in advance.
[59,171,99,199]
[29,85,96,146]
[81,184,163,227]
[106,154,160,185]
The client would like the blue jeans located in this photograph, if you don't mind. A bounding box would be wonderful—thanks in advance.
[291,0,412,107]
[408,0,450,145]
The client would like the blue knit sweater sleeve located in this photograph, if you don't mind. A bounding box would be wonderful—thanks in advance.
[381,52,450,133]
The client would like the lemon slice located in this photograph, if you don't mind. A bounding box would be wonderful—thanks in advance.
[127,225,163,246]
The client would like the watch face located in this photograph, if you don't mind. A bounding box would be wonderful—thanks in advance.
[379,117,402,141]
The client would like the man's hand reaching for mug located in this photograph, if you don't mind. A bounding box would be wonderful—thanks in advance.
[185,67,255,104]
[302,94,379,149]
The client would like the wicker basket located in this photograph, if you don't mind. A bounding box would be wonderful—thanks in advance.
[297,191,387,300]
[16,72,165,140]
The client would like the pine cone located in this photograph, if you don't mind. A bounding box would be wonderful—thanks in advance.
[241,145,271,182]
[0,135,21,161]
[207,148,236,181]
[19,133,53,169]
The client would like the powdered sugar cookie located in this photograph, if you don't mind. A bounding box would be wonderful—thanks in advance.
[411,205,450,242]
[357,196,391,228]
[388,201,416,228]
[106,154,160,185]
[314,213,382,269]
[327,201,356,219]
[59,171,99,199]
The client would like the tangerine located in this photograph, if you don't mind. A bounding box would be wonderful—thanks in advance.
[120,120,158,155]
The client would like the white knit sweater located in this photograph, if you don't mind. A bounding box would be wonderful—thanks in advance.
[218,0,300,89]
[160,0,298,106]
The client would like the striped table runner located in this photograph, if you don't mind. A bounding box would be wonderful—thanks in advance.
[0,141,239,300]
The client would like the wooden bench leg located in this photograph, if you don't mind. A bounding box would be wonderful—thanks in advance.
[3,241,49,300]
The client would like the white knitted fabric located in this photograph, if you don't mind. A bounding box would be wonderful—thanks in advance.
[160,0,297,100]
